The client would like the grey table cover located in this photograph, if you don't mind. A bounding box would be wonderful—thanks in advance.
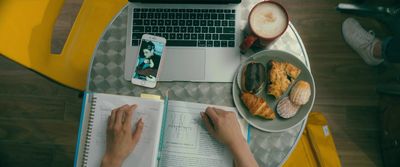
[87,1,310,166]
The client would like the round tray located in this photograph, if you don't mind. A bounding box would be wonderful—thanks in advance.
[233,50,315,132]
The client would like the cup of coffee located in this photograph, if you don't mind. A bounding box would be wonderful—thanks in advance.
[240,1,289,53]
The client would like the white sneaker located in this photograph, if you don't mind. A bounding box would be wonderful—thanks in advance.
[342,18,383,66]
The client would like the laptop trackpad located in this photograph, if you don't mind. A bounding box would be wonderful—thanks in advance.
[159,48,206,81]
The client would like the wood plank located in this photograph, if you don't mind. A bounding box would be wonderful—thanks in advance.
[0,95,65,120]
[312,104,383,167]
[51,143,76,167]
[64,97,83,122]
[0,141,76,167]
[313,96,379,106]
[0,56,81,98]
[51,0,83,53]
[0,118,78,146]
[0,142,54,167]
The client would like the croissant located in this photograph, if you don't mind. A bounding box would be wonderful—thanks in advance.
[241,92,275,119]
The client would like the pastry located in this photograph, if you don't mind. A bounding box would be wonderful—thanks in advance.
[241,62,266,93]
[277,97,300,119]
[285,63,301,79]
[241,92,275,119]
[267,61,290,98]
[290,80,311,105]
[267,61,301,98]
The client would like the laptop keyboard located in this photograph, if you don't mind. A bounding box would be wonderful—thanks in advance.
[131,8,236,47]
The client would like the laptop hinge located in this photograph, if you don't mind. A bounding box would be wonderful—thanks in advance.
[128,0,241,4]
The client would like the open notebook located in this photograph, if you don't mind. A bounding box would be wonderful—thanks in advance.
[74,93,250,167]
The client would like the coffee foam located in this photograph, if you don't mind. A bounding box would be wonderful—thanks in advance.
[250,3,288,38]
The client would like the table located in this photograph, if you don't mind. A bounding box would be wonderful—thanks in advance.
[86,1,310,166]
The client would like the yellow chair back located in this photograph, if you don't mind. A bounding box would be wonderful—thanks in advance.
[0,0,126,90]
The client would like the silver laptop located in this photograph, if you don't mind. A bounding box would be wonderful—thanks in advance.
[124,0,242,82]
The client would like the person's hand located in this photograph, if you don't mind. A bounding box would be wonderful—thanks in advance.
[201,107,259,167]
[200,107,245,147]
[101,104,144,167]
[144,59,149,64]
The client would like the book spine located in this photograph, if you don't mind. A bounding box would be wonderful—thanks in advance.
[157,94,169,165]
[82,95,97,167]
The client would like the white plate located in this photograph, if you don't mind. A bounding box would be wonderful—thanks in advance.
[233,50,316,132]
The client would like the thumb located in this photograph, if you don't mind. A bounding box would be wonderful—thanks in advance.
[132,118,144,145]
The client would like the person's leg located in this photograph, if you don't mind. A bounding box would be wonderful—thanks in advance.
[382,36,400,63]
[342,18,384,66]
[373,40,382,59]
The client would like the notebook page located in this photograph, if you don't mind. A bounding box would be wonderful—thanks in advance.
[85,93,164,167]
[159,100,248,167]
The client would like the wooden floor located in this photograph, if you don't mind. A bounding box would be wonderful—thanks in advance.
[1,0,399,166]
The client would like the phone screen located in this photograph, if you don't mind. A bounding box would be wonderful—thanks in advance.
[132,39,165,82]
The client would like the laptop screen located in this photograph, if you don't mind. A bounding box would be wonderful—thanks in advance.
[129,0,241,4]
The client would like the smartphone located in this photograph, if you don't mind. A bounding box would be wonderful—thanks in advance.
[131,34,166,88]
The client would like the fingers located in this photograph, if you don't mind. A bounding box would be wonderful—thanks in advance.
[109,109,117,129]
[213,107,235,118]
[114,105,129,128]
[124,105,138,130]
[205,107,219,123]
[110,103,140,131]
[109,104,127,129]
[107,116,112,129]
[200,112,216,137]
[132,118,144,145]
[213,107,226,114]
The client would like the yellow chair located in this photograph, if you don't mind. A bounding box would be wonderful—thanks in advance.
[0,0,127,90]
[283,112,342,167]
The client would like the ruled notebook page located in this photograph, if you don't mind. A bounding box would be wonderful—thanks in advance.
[84,93,164,167]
